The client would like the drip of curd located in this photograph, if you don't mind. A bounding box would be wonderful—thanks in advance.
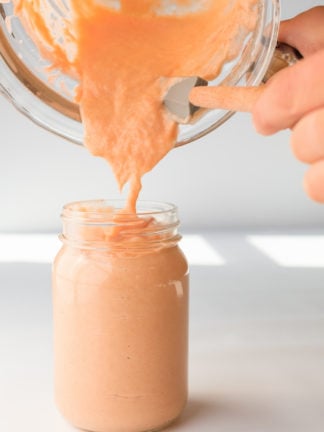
[13,0,258,211]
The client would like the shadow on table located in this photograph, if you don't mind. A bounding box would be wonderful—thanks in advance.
[175,397,217,426]
[168,396,274,431]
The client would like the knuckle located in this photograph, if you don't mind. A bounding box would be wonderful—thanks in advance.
[304,162,324,203]
[291,108,324,163]
[253,69,299,135]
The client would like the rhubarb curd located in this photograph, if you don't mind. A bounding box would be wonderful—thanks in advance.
[12,1,259,430]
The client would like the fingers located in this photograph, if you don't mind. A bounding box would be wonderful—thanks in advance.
[252,49,324,135]
[304,160,324,203]
[254,7,324,203]
[291,108,324,164]
[292,108,324,203]
[279,7,324,57]
[253,7,324,135]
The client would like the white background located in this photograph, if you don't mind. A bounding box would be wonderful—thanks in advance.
[0,0,323,232]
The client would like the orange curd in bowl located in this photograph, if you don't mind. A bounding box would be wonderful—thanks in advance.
[14,0,258,210]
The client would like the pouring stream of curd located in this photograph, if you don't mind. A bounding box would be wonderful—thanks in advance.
[13,0,258,211]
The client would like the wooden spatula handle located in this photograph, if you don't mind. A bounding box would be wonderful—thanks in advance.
[190,86,264,113]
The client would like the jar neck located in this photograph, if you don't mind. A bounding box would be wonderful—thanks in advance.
[61,200,181,251]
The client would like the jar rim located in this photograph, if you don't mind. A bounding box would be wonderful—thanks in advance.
[62,199,178,222]
[60,199,181,251]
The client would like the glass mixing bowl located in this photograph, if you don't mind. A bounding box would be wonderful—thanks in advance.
[0,0,280,146]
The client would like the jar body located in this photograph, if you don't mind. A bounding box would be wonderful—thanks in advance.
[52,201,189,432]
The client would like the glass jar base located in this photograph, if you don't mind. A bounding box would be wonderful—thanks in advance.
[144,414,181,432]
[64,413,181,432]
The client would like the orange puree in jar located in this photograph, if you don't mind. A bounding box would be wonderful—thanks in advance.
[53,200,189,432]
[13,0,258,210]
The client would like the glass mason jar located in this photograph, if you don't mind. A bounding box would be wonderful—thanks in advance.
[52,200,189,432]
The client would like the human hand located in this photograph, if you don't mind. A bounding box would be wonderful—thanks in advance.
[252,7,324,202]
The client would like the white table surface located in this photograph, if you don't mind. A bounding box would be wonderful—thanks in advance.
[1,231,324,432]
